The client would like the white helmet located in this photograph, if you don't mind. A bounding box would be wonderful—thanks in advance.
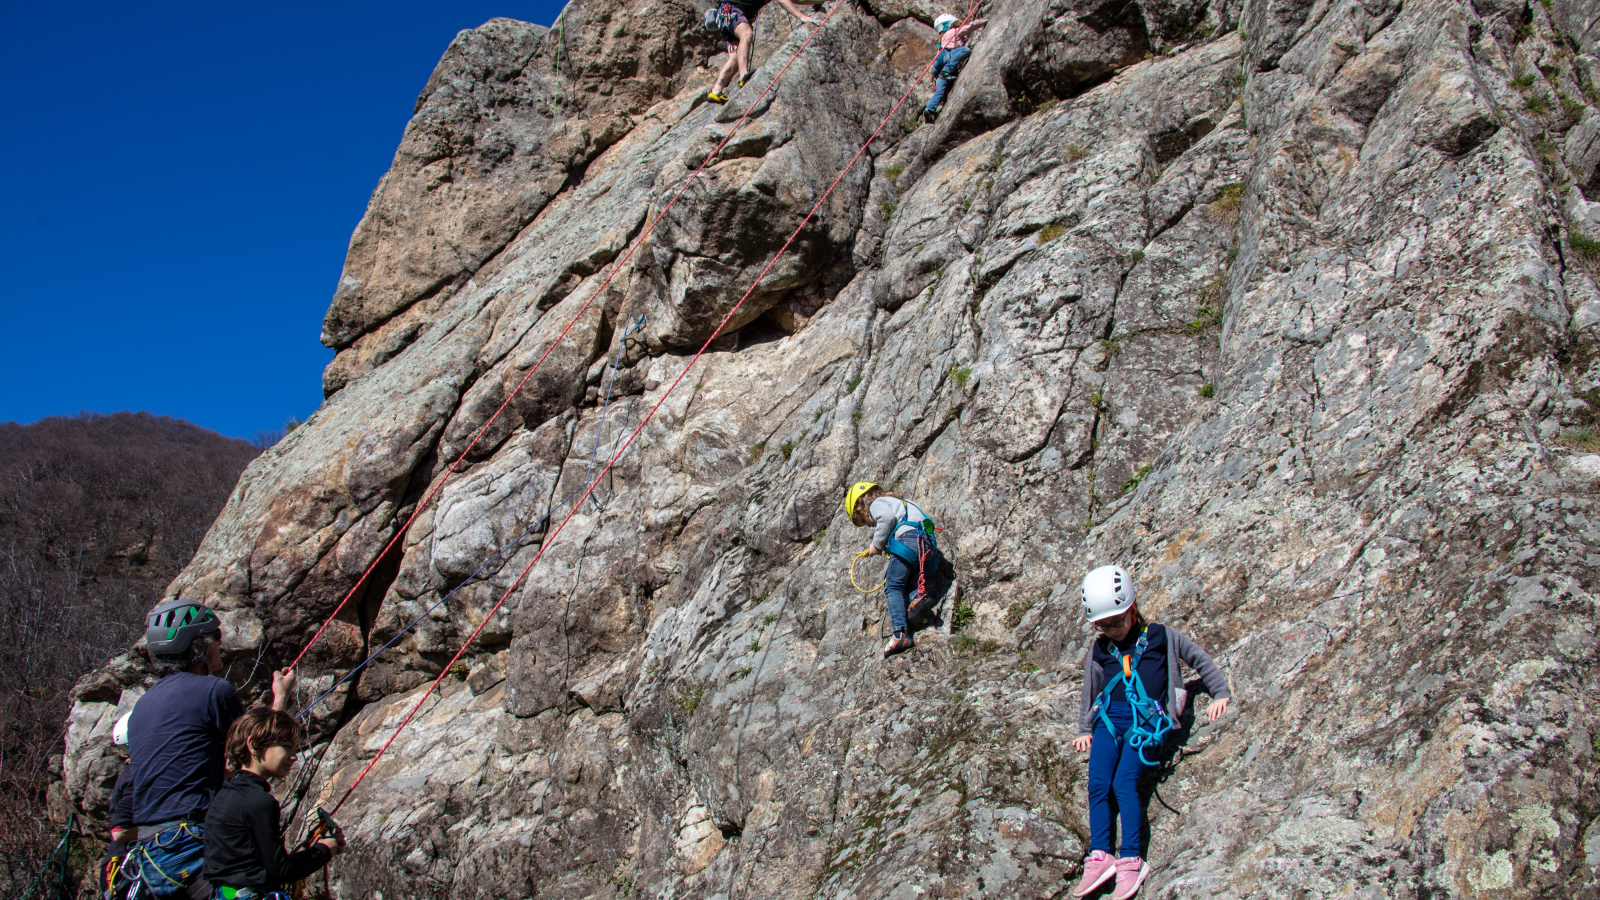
[934,13,959,31]
[1081,565,1136,621]
[112,712,132,747]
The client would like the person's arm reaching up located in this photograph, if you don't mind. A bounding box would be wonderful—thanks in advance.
[270,667,297,713]
[953,18,988,42]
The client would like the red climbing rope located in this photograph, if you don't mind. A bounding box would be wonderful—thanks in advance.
[289,2,847,671]
[329,0,983,817]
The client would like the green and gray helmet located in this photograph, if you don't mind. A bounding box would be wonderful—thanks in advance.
[145,599,221,656]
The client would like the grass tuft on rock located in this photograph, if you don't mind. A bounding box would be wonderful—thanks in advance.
[1037,222,1067,243]
[1558,426,1600,451]
[950,598,976,631]
[1571,231,1600,259]
[1211,183,1244,219]
[1120,463,1152,496]
[675,682,704,713]
[1003,598,1035,629]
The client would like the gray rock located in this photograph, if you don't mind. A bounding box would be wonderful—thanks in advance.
[59,0,1600,897]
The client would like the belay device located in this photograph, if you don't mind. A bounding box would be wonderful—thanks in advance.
[285,808,343,900]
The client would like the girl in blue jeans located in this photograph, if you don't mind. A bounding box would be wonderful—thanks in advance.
[1072,565,1233,899]
[924,13,988,122]
[845,482,955,657]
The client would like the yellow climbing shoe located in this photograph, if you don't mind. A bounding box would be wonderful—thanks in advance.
[707,91,729,104]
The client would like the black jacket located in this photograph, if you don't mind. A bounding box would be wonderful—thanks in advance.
[202,772,330,891]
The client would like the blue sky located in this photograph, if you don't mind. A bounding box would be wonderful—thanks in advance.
[0,0,565,441]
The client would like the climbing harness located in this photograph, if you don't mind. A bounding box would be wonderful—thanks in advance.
[119,821,206,900]
[879,500,938,610]
[287,0,844,673]
[882,500,936,567]
[1094,626,1173,766]
[325,0,984,820]
[850,550,886,593]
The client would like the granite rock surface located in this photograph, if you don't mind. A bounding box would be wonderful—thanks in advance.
[61,0,1600,896]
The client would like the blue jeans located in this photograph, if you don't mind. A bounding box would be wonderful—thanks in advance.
[1086,702,1149,857]
[131,822,206,898]
[884,536,953,634]
[926,47,971,112]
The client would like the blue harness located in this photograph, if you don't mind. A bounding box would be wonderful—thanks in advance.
[884,501,937,567]
[1096,626,1172,766]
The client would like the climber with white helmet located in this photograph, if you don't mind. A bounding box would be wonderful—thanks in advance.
[705,0,824,104]
[923,12,989,123]
[101,712,136,899]
[844,481,955,657]
[1071,565,1233,899]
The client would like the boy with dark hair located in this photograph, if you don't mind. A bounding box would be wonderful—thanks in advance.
[204,709,343,899]
[124,599,297,899]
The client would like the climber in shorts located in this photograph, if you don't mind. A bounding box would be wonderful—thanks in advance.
[924,12,989,123]
[706,0,824,104]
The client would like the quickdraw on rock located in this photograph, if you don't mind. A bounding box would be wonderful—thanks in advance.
[1095,625,1173,766]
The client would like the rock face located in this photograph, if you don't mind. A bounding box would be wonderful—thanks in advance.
[61,0,1600,896]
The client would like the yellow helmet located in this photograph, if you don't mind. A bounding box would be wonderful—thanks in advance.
[844,481,878,520]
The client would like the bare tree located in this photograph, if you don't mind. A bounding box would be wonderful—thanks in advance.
[0,412,260,895]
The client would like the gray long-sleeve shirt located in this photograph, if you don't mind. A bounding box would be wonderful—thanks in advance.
[869,497,930,551]
[1077,625,1232,737]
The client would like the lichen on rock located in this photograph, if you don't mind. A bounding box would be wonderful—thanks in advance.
[60,0,1600,895]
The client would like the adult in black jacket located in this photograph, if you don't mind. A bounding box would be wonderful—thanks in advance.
[204,709,342,898]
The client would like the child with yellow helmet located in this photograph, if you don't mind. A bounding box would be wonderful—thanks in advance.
[844,482,955,657]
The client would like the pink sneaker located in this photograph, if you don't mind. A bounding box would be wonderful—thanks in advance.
[1111,855,1150,899]
[1072,850,1117,896]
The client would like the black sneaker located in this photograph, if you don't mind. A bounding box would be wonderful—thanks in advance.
[924,109,937,124]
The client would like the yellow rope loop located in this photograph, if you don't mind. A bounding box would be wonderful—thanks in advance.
[850,550,886,594]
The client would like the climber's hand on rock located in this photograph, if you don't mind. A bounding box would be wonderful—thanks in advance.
[1072,735,1092,753]
[1206,697,1229,721]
